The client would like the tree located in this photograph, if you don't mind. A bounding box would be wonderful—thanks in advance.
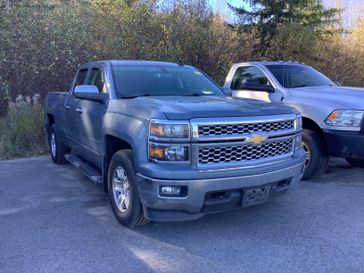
[230,0,340,54]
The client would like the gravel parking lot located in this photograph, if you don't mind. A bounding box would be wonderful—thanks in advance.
[1,156,363,273]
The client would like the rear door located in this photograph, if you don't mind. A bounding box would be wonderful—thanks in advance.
[63,67,88,150]
[76,65,108,166]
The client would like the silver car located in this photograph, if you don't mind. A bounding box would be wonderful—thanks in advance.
[224,61,364,179]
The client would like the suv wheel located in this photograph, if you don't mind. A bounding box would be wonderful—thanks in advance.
[48,124,66,164]
[108,150,148,228]
[346,159,364,168]
[302,129,329,180]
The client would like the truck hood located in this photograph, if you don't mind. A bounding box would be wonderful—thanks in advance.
[128,96,295,120]
[289,86,364,109]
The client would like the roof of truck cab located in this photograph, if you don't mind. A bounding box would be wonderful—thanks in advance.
[233,61,307,66]
[83,60,194,68]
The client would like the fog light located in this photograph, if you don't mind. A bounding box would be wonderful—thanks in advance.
[160,186,187,197]
[160,186,181,195]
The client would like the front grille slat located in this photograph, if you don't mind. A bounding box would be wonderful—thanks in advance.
[192,117,297,168]
[198,120,294,137]
[198,139,293,165]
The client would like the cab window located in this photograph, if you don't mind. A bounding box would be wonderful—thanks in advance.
[231,66,272,90]
[87,67,105,93]
[73,68,88,91]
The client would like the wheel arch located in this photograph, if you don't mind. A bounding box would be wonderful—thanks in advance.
[46,113,55,132]
[302,117,324,136]
[103,134,134,192]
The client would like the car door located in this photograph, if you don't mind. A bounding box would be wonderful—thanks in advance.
[76,65,108,167]
[63,68,88,150]
[230,66,277,102]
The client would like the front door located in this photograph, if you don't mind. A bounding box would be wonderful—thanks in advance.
[77,66,108,166]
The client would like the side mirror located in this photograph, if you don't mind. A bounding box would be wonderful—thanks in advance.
[241,79,275,93]
[74,85,108,102]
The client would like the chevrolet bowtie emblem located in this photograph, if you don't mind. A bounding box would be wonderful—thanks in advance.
[245,134,268,145]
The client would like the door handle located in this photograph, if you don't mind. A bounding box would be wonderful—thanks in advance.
[64,105,70,109]
[75,107,83,113]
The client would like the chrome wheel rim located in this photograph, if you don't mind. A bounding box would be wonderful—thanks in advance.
[112,166,130,213]
[302,142,311,168]
[50,133,56,157]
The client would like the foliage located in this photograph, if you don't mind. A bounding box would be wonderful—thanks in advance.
[1,0,364,159]
[267,22,317,61]
[0,94,47,159]
[231,0,340,54]
[0,0,242,102]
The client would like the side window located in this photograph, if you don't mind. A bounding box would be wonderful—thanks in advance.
[231,66,271,90]
[73,69,88,91]
[87,67,105,93]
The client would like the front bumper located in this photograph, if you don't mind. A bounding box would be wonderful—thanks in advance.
[136,151,305,222]
[324,130,364,159]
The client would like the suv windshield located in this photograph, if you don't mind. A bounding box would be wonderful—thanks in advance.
[112,65,224,98]
[266,64,335,88]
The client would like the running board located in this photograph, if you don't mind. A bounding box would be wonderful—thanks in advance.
[65,154,103,184]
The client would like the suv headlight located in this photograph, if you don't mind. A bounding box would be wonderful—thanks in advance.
[149,120,190,140]
[325,110,364,128]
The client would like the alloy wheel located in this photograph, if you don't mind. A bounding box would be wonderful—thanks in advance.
[302,142,311,169]
[112,166,131,213]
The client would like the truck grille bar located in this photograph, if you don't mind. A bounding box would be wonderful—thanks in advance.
[198,120,294,138]
[190,114,298,169]
[198,139,293,165]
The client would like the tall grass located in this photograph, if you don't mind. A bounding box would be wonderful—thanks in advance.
[0,95,48,159]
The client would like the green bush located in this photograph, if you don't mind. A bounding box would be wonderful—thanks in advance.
[0,95,48,159]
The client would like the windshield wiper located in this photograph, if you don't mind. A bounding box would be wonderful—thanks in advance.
[290,84,307,88]
[121,94,151,99]
[184,93,202,96]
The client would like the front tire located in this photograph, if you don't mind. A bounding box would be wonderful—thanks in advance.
[48,124,66,164]
[108,150,148,228]
[302,129,329,180]
[346,159,364,168]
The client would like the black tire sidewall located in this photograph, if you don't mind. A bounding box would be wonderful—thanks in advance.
[108,150,143,227]
[48,124,65,164]
[302,130,328,180]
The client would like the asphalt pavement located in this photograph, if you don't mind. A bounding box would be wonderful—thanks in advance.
[1,156,363,273]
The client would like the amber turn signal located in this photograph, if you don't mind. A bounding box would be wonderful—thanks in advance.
[149,146,165,159]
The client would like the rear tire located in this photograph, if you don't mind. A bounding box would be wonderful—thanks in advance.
[302,129,329,180]
[346,159,364,168]
[48,124,67,164]
[108,150,148,228]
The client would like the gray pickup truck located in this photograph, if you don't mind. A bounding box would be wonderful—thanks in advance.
[45,60,305,227]
[224,61,364,179]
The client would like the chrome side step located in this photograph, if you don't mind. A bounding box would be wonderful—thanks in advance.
[64,154,102,184]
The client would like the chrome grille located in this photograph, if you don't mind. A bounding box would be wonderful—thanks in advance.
[198,139,293,165]
[198,120,294,137]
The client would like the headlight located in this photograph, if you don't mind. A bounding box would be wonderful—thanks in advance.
[149,144,189,161]
[294,134,302,150]
[150,120,190,140]
[294,115,302,130]
[325,110,364,128]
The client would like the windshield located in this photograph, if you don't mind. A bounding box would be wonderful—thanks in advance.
[112,65,224,98]
[266,64,335,88]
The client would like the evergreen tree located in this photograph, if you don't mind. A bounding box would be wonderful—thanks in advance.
[230,0,340,54]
